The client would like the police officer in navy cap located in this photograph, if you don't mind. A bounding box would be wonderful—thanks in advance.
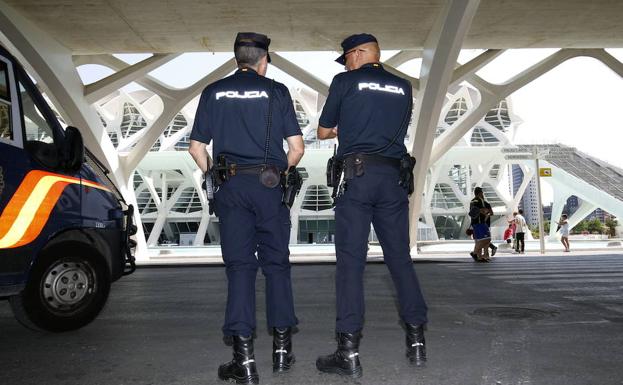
[315,33,428,377]
[189,32,305,385]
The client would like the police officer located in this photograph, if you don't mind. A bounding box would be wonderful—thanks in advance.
[315,33,428,377]
[189,32,305,385]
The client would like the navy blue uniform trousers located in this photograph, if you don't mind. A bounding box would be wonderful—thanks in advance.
[215,174,298,336]
[334,163,427,333]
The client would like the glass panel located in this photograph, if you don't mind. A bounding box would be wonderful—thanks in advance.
[19,81,54,144]
[444,97,468,125]
[0,103,10,140]
[484,99,511,131]
[431,183,463,209]
[301,185,333,211]
[434,215,466,240]
[0,61,9,101]
[0,61,11,140]
[120,102,147,139]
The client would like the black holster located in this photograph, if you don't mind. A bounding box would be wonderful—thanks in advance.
[281,166,303,209]
[343,154,365,180]
[326,156,343,188]
[326,156,344,200]
[399,154,416,195]
[212,154,229,186]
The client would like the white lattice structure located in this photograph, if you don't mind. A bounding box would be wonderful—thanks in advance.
[3,0,623,260]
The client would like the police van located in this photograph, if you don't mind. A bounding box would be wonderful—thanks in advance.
[0,44,136,332]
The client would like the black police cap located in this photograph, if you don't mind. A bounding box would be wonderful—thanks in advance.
[335,33,378,65]
[234,32,271,63]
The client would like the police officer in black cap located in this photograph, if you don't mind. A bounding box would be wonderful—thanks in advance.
[189,32,305,385]
[315,33,428,377]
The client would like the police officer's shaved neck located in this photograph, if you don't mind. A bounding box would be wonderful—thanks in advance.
[345,42,381,71]
[238,54,269,76]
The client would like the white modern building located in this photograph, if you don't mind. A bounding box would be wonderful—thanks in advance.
[89,81,623,248]
[3,0,623,261]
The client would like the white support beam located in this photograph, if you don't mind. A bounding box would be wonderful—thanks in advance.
[407,0,481,249]
[270,52,330,96]
[382,64,420,90]
[584,49,623,78]
[495,49,581,98]
[430,49,585,165]
[122,58,237,175]
[545,161,623,221]
[84,53,180,104]
[288,179,310,244]
[450,49,504,88]
[384,50,423,67]
[74,54,179,101]
[194,212,211,246]
[511,165,535,210]
[566,200,598,232]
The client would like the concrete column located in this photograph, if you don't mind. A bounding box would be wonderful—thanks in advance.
[408,0,481,250]
[288,179,311,244]
[146,172,169,246]
[194,211,210,246]
[187,165,211,246]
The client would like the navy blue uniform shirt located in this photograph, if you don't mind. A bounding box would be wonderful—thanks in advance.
[190,68,302,170]
[319,63,412,159]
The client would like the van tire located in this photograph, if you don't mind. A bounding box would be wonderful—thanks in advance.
[9,242,111,332]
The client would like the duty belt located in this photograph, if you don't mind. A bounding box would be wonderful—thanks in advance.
[343,153,401,168]
[232,165,267,175]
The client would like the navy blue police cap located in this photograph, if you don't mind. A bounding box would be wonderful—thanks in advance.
[335,33,378,65]
[234,32,271,63]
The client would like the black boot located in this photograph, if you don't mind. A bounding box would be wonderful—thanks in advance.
[406,323,426,366]
[316,332,362,378]
[272,327,295,372]
[218,335,259,384]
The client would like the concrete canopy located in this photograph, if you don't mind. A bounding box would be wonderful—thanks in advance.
[6,0,623,54]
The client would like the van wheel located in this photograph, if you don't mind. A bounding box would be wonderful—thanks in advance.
[9,243,111,332]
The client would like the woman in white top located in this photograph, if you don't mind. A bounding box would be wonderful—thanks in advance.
[556,214,570,252]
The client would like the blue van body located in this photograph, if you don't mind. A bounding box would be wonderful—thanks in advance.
[0,43,134,330]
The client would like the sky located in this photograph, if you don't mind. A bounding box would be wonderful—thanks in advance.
[78,48,623,171]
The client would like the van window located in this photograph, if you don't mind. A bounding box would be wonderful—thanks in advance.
[18,78,59,168]
[19,81,54,144]
[0,61,11,140]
